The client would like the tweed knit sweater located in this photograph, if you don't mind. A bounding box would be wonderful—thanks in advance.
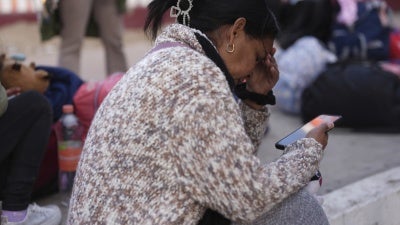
[67,24,324,225]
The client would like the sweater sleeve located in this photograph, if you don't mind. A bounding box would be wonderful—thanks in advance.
[239,101,270,154]
[0,82,8,117]
[172,95,324,223]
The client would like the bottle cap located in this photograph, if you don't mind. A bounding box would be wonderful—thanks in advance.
[62,104,74,113]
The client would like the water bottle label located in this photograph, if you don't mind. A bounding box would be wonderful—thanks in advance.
[58,140,82,172]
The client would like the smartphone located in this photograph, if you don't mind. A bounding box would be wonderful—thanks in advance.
[275,114,342,150]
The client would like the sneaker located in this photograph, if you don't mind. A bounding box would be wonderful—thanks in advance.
[2,203,62,225]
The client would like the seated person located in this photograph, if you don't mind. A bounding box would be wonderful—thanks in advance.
[0,81,62,225]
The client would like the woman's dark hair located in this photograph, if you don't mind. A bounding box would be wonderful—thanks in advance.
[144,0,280,40]
[273,0,340,49]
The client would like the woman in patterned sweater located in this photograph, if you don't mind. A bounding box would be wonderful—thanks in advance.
[67,0,333,224]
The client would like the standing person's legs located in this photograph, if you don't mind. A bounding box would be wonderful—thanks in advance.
[93,0,127,75]
[58,0,93,75]
[0,91,52,211]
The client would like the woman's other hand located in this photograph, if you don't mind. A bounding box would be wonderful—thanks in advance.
[246,48,279,95]
[306,122,334,149]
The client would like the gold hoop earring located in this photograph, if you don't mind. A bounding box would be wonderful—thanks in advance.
[226,43,235,53]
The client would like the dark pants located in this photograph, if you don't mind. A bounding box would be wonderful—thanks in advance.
[0,91,52,211]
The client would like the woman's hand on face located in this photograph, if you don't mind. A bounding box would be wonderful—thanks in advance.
[246,47,279,95]
[6,87,21,97]
[306,122,334,149]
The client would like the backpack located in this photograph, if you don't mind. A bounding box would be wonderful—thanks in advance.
[38,65,84,122]
[73,73,124,141]
[32,73,123,198]
[301,60,400,132]
[32,66,83,198]
[390,30,400,60]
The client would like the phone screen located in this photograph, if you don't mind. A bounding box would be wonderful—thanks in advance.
[275,114,342,150]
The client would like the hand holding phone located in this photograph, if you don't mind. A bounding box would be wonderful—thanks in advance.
[306,122,333,149]
[275,114,342,150]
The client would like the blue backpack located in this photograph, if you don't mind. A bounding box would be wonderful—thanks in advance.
[37,66,84,122]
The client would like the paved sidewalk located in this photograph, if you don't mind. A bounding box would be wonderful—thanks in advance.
[1,21,400,224]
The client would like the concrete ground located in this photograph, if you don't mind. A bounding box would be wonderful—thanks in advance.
[1,21,400,224]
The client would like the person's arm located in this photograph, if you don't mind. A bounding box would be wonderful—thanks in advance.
[238,102,269,154]
[0,82,8,117]
[237,49,278,153]
[172,94,324,223]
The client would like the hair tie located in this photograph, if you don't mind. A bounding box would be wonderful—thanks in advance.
[170,0,194,26]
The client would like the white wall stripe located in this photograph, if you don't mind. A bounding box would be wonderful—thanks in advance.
[0,0,13,14]
[126,0,151,9]
[0,0,38,14]
[16,0,26,13]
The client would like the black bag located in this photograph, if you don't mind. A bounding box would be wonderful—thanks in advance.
[301,61,400,132]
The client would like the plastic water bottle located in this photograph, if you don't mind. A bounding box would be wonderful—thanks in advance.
[55,104,83,207]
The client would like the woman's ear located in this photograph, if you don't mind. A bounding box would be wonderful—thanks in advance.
[228,17,247,43]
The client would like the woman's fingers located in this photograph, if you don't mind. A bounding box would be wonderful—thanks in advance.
[306,122,334,149]
[266,54,279,82]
